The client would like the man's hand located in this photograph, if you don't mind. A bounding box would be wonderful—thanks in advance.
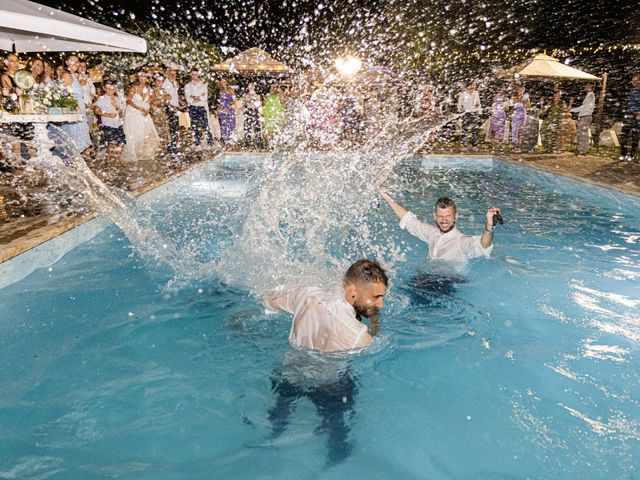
[485,207,501,231]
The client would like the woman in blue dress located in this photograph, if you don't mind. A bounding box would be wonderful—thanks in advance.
[56,55,91,155]
[217,79,236,145]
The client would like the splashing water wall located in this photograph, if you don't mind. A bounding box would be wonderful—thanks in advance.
[3,96,443,294]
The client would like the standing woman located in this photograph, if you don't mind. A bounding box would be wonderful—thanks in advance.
[1,53,29,156]
[242,82,262,149]
[41,60,54,85]
[58,55,92,155]
[510,86,528,151]
[262,84,286,147]
[217,79,236,145]
[541,90,566,153]
[122,74,161,161]
[149,73,171,146]
[488,84,508,148]
[29,59,44,85]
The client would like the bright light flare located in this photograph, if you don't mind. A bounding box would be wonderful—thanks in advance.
[335,56,363,78]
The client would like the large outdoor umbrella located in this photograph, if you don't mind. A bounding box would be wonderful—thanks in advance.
[211,47,292,74]
[514,53,600,81]
[0,0,147,53]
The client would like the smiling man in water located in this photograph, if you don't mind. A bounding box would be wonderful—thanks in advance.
[380,187,500,262]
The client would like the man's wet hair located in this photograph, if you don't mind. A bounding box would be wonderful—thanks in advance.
[434,197,457,212]
[344,259,388,286]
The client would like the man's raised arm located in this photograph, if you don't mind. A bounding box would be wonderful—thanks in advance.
[379,187,409,221]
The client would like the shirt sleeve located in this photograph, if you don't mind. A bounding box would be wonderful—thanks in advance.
[262,287,304,315]
[399,211,438,244]
[459,234,494,259]
[94,96,105,112]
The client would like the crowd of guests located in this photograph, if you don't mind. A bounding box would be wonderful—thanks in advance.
[456,78,599,155]
[2,53,416,163]
[2,51,640,163]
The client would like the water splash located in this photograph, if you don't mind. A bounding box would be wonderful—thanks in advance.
[3,101,456,294]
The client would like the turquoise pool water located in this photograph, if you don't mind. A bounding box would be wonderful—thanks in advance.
[1,155,639,479]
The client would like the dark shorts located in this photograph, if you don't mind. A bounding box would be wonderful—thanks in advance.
[103,126,126,145]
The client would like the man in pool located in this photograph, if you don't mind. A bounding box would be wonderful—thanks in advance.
[260,259,387,466]
[261,259,388,352]
[379,186,500,262]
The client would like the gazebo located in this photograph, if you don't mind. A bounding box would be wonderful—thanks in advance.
[211,47,292,75]
[502,53,607,148]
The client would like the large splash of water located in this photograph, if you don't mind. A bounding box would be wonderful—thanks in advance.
[2,95,455,295]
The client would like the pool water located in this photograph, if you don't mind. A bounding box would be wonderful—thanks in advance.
[1,155,639,479]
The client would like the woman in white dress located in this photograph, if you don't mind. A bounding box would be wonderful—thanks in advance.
[123,78,161,160]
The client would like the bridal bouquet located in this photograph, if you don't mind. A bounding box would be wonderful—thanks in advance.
[31,82,79,112]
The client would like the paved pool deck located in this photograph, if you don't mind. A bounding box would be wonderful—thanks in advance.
[1,149,638,264]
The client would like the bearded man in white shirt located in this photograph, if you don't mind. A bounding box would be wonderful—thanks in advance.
[262,259,387,353]
[261,259,387,466]
[380,187,500,262]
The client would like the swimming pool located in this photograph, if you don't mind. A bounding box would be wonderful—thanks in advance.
[1,155,639,479]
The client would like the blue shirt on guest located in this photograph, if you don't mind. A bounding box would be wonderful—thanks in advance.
[627,87,640,114]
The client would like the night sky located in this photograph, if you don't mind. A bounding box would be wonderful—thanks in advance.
[35,0,640,62]
[30,0,640,111]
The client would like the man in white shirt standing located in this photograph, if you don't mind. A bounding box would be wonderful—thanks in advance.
[457,79,482,150]
[184,68,213,148]
[380,187,500,262]
[78,61,97,147]
[571,82,596,156]
[161,66,181,152]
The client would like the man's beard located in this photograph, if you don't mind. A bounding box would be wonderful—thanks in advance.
[353,301,380,322]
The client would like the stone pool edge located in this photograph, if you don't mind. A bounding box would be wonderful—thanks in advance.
[0,149,236,286]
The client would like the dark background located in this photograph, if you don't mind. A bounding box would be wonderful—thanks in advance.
[33,0,640,121]
[36,0,640,61]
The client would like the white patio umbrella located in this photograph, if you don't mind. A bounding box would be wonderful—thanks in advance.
[0,0,147,53]
[500,53,608,147]
[516,54,600,81]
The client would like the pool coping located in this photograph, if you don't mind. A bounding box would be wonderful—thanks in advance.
[0,150,243,287]
[1,151,637,287]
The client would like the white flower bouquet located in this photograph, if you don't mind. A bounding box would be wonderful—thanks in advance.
[31,82,79,113]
